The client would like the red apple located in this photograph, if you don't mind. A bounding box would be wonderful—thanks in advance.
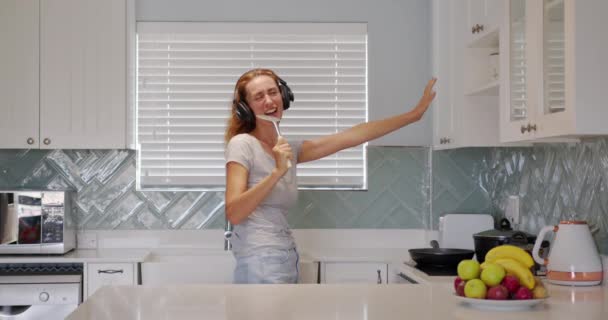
[486,285,509,300]
[456,280,467,296]
[454,276,464,291]
[514,286,533,300]
[501,275,521,294]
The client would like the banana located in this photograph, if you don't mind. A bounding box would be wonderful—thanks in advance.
[485,245,535,269]
[493,258,536,289]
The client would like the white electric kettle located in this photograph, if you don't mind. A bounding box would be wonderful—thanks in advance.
[532,220,603,286]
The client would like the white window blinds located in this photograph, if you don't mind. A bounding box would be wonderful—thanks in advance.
[136,22,368,190]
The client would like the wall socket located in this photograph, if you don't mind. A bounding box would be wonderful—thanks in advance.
[77,232,98,249]
[505,195,520,226]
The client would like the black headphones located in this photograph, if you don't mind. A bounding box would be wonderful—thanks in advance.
[234,77,294,132]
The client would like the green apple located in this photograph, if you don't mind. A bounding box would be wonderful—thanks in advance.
[480,263,506,286]
[457,259,481,280]
[464,279,487,299]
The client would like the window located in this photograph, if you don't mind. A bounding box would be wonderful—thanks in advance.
[136,22,367,190]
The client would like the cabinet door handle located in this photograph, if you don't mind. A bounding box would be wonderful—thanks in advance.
[98,269,124,274]
[521,125,528,134]
[27,138,35,145]
[377,269,382,284]
[478,24,484,32]
[43,138,51,145]
[472,25,477,34]
[529,124,537,132]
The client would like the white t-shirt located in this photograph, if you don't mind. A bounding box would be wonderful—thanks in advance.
[225,134,302,257]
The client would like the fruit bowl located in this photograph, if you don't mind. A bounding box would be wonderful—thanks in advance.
[453,246,550,308]
[454,295,548,311]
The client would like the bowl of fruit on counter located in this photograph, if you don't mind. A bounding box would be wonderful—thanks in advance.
[453,245,549,311]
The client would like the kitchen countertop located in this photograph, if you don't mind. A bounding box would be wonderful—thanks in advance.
[67,280,607,320]
[0,249,150,263]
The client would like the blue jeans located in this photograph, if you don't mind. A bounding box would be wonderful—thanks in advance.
[233,248,299,284]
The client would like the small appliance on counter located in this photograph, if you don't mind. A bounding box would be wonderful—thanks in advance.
[532,220,603,286]
[473,218,538,263]
[0,191,75,255]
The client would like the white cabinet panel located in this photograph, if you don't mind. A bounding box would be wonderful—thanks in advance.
[141,254,235,285]
[467,0,504,43]
[433,0,503,149]
[321,262,388,284]
[40,0,127,149]
[500,0,608,141]
[0,0,39,148]
[87,263,135,298]
[0,0,131,149]
[432,0,455,149]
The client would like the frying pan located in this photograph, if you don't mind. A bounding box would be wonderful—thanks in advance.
[408,240,475,267]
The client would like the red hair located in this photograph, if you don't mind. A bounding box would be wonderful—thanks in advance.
[224,69,281,143]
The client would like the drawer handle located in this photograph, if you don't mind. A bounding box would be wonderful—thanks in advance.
[98,269,124,274]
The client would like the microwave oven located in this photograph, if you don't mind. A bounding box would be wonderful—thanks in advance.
[0,191,75,254]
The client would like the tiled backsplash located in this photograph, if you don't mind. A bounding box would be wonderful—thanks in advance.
[0,147,430,230]
[1,138,607,253]
[434,138,608,254]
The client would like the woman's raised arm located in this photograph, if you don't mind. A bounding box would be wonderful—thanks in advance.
[298,78,436,163]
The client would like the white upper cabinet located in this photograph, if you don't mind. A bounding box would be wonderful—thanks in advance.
[467,0,503,44]
[0,0,39,148]
[501,0,608,142]
[433,0,505,150]
[0,0,133,149]
[432,0,455,148]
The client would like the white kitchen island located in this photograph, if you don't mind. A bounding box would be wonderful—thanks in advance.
[67,281,607,320]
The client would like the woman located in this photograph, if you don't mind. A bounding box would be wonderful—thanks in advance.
[225,69,436,284]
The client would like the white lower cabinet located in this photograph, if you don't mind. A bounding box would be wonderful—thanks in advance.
[86,263,136,298]
[321,262,388,284]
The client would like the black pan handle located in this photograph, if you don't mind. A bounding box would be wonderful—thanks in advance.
[499,218,512,231]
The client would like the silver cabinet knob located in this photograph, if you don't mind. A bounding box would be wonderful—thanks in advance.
[521,125,528,134]
[27,137,35,145]
[446,138,451,144]
[43,138,51,145]
[528,123,537,132]
[472,25,477,34]
[478,24,484,33]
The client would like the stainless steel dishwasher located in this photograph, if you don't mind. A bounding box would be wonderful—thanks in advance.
[0,263,83,319]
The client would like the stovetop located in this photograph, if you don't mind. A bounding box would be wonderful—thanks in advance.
[404,261,458,276]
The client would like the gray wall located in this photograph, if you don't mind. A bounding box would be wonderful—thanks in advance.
[136,0,433,146]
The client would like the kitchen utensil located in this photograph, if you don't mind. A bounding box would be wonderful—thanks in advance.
[408,241,475,267]
[473,218,537,263]
[256,114,291,168]
[532,220,603,286]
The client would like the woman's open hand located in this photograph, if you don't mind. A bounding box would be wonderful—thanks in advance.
[411,78,437,120]
[272,137,293,175]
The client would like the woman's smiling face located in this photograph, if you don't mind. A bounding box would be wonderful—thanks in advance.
[245,75,283,119]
